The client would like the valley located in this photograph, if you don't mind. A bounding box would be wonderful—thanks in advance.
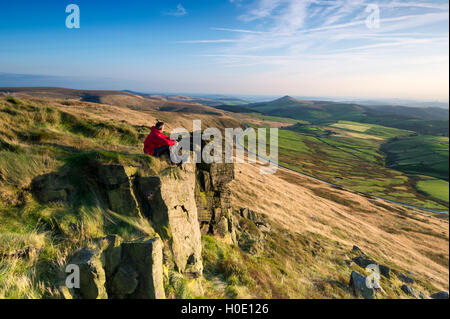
[228,98,449,213]
[0,89,448,300]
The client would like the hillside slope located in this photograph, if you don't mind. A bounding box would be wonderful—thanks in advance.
[216,96,449,136]
[0,87,227,116]
[0,95,447,299]
[230,162,448,295]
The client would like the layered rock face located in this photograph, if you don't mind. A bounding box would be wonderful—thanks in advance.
[33,159,208,299]
[195,162,234,235]
[97,165,141,217]
[136,164,203,276]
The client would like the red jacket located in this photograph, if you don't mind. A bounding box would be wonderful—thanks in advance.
[143,126,176,156]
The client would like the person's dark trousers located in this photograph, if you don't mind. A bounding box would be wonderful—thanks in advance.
[153,146,170,157]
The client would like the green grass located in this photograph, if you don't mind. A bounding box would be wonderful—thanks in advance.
[0,96,168,298]
[382,135,449,181]
[242,97,449,136]
[331,121,414,139]
[250,114,310,125]
[251,117,448,211]
[416,179,449,203]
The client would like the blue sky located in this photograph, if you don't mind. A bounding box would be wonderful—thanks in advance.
[0,0,448,100]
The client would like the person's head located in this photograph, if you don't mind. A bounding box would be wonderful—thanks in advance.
[155,121,164,131]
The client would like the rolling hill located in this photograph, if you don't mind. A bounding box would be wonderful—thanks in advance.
[124,90,249,107]
[216,96,449,136]
[0,87,228,116]
[0,94,448,299]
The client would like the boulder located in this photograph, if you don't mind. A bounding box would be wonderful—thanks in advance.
[352,256,376,268]
[350,271,375,299]
[120,238,165,299]
[68,249,107,299]
[401,285,422,299]
[97,165,140,217]
[352,257,390,278]
[430,291,449,299]
[396,272,414,285]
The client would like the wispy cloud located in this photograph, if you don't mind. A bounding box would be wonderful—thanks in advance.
[180,0,448,62]
[175,39,238,44]
[177,0,449,99]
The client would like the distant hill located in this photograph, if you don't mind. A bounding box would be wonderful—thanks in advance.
[0,87,225,116]
[0,87,160,110]
[345,99,449,110]
[364,104,449,121]
[124,90,249,107]
[238,96,366,124]
[218,95,449,136]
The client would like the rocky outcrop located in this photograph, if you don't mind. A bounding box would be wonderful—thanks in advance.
[137,164,203,276]
[348,245,434,299]
[211,207,269,255]
[1,246,41,260]
[33,151,244,298]
[68,248,108,299]
[401,284,424,299]
[97,165,140,217]
[195,162,234,235]
[430,291,449,299]
[32,158,204,278]
[66,236,165,299]
[116,239,165,299]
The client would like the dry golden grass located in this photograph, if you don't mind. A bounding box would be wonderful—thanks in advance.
[230,162,449,291]
[56,98,241,132]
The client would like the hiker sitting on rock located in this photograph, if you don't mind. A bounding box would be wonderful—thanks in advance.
[143,121,183,165]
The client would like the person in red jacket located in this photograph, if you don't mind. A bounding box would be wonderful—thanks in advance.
[144,121,177,157]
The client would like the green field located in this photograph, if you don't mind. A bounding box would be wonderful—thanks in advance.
[249,118,449,211]
[416,179,449,203]
[251,114,310,125]
[330,121,414,139]
[382,135,449,181]
[240,96,449,136]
